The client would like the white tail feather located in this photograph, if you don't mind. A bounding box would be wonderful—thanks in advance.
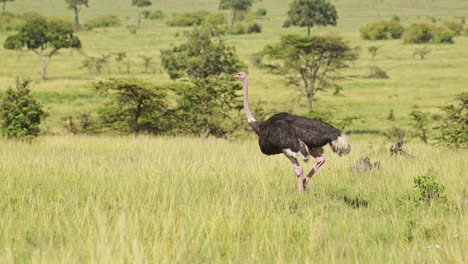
[330,133,351,156]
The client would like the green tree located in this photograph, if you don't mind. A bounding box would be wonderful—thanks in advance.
[131,0,151,26]
[161,26,247,136]
[94,78,169,134]
[409,110,429,143]
[435,92,468,148]
[1,0,14,14]
[3,16,81,80]
[65,0,89,32]
[283,0,337,36]
[219,0,252,27]
[161,26,246,80]
[260,34,358,112]
[0,78,43,139]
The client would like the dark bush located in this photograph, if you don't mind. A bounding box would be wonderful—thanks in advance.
[247,22,262,33]
[166,11,225,27]
[256,8,267,17]
[84,15,121,30]
[360,20,404,40]
[142,10,165,20]
[230,22,246,35]
[365,66,389,79]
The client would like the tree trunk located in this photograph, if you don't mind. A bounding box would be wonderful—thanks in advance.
[307,26,311,37]
[307,92,313,112]
[2,1,5,14]
[137,8,141,26]
[38,52,48,81]
[73,6,80,32]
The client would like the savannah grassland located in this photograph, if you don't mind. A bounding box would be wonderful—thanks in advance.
[0,0,467,263]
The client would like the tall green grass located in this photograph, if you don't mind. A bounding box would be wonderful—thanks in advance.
[0,136,466,262]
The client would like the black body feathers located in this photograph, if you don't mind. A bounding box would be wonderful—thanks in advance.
[249,112,344,157]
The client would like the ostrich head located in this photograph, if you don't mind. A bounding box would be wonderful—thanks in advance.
[233,72,247,81]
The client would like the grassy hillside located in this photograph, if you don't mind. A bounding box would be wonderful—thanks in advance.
[0,136,467,263]
[0,0,467,134]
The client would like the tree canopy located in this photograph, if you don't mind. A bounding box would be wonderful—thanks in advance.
[219,0,252,27]
[4,16,81,80]
[161,26,247,136]
[284,0,337,36]
[161,26,246,80]
[94,78,169,134]
[260,34,358,112]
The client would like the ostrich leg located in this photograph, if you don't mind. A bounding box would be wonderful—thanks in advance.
[285,155,304,193]
[303,150,325,189]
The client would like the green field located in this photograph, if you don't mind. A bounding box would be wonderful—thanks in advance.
[0,0,467,262]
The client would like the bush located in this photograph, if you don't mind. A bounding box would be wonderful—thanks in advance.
[230,22,246,35]
[256,8,267,17]
[403,22,454,44]
[444,19,464,36]
[166,11,225,27]
[412,173,447,207]
[360,20,404,40]
[247,22,262,33]
[365,66,389,79]
[435,92,468,148]
[84,15,121,30]
[0,13,25,31]
[0,78,43,139]
[142,10,165,20]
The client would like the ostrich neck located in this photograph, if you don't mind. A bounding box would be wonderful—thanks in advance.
[242,78,256,123]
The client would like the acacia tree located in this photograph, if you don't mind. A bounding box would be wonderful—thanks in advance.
[3,16,81,80]
[65,0,89,32]
[94,78,169,134]
[284,0,337,36]
[1,0,14,14]
[435,92,468,148]
[131,0,151,26]
[219,0,252,27]
[260,34,358,112]
[161,26,247,136]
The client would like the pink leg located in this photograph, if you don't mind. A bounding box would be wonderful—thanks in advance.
[303,150,325,188]
[285,155,304,193]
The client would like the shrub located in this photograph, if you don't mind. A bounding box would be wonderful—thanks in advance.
[444,19,464,36]
[403,22,454,44]
[412,173,447,207]
[256,8,267,17]
[430,24,454,44]
[0,13,25,31]
[247,22,262,33]
[84,15,121,30]
[142,10,164,20]
[127,25,137,34]
[435,92,468,148]
[360,20,404,40]
[166,11,225,27]
[365,66,389,79]
[0,78,43,139]
[230,22,246,35]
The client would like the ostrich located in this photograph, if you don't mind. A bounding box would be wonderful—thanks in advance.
[233,72,351,193]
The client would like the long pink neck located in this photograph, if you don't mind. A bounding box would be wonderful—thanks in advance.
[242,77,256,123]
